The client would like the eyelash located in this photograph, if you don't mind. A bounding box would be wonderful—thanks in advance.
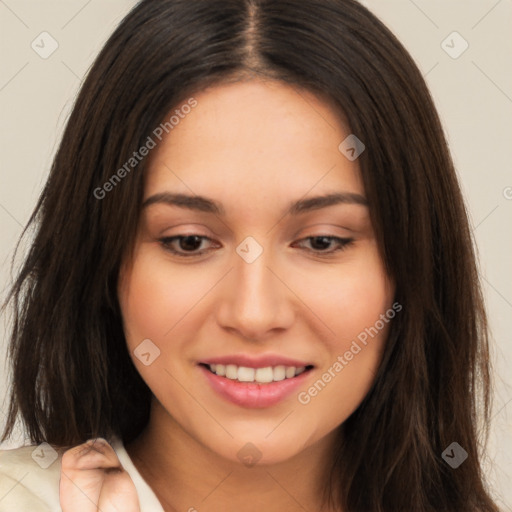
[158,234,354,258]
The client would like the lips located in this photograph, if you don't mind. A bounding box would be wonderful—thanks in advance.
[198,354,315,408]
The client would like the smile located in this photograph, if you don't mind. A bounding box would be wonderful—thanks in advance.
[198,358,315,408]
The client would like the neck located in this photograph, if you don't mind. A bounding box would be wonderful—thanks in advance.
[126,399,339,512]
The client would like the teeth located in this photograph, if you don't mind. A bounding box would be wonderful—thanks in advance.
[255,367,273,383]
[237,366,255,382]
[285,366,296,379]
[225,364,238,379]
[273,365,286,381]
[207,363,309,383]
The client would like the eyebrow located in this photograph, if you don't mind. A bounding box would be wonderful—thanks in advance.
[142,191,368,216]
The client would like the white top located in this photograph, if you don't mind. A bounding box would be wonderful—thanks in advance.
[0,438,164,512]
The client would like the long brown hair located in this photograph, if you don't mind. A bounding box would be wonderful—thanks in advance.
[1,1,499,510]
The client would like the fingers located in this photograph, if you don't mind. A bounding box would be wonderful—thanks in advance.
[61,438,121,471]
[60,438,140,512]
[99,469,142,512]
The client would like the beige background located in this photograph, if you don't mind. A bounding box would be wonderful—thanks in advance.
[1,0,511,509]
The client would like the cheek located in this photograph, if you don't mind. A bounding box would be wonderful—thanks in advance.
[292,244,394,421]
[119,246,210,345]
[291,241,393,349]
[118,249,212,411]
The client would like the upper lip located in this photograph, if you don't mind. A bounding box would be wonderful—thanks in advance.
[199,354,314,369]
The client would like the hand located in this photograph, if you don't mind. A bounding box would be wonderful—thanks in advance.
[60,438,141,512]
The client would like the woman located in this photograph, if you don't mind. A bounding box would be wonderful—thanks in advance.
[0,0,500,511]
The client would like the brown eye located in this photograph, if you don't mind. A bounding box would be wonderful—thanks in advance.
[159,235,216,257]
[293,236,354,255]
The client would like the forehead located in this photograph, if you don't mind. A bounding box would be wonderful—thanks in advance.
[144,79,364,211]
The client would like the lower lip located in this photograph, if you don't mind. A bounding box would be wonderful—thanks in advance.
[199,365,313,408]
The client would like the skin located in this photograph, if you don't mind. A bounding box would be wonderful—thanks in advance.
[60,438,139,512]
[61,79,395,512]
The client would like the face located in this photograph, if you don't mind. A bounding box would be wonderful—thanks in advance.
[118,79,395,465]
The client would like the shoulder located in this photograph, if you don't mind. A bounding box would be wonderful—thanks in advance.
[0,443,63,512]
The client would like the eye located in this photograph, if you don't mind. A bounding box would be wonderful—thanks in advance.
[292,235,354,256]
[159,234,354,259]
[159,235,217,257]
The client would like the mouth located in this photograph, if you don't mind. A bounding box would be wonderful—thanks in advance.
[197,359,315,408]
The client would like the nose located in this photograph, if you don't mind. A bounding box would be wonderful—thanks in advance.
[215,245,295,342]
